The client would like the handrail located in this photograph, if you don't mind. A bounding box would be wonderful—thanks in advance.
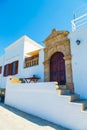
[71,13,87,31]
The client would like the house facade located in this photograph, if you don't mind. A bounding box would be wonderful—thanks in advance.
[0,13,87,99]
[0,30,74,93]
[0,36,44,88]
[2,13,87,130]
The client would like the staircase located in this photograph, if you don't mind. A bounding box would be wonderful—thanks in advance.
[57,86,87,111]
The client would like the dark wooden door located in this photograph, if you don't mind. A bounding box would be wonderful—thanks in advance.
[50,52,66,85]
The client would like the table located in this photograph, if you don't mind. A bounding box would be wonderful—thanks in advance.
[25,77,40,83]
[21,75,40,83]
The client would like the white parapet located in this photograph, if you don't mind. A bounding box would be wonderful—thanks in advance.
[5,80,87,130]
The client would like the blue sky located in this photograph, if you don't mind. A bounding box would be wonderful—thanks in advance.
[0,0,87,55]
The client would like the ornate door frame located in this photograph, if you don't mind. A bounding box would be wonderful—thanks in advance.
[43,29,74,93]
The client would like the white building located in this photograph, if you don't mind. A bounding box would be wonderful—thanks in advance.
[1,14,87,99]
[0,35,44,88]
[0,13,87,100]
[1,13,87,130]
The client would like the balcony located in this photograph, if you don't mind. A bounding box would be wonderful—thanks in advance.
[24,54,39,68]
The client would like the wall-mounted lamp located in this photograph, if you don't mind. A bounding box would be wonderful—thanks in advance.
[76,40,81,45]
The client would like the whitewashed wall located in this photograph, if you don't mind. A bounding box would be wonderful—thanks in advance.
[69,25,87,99]
[5,81,87,130]
[0,39,24,88]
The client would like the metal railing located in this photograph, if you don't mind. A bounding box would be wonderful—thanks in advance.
[71,13,87,31]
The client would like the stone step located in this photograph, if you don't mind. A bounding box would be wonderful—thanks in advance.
[58,89,70,95]
[61,94,80,102]
[72,99,87,110]
[59,85,67,90]
[69,94,80,102]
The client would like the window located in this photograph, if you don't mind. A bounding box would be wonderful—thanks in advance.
[3,60,19,77]
[0,66,2,74]
[12,61,18,75]
[4,64,8,76]
[6,64,8,76]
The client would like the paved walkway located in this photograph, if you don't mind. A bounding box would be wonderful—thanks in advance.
[0,103,69,130]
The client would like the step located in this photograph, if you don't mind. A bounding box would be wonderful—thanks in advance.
[69,94,80,102]
[64,94,80,102]
[72,99,87,110]
[58,89,70,95]
[59,85,67,90]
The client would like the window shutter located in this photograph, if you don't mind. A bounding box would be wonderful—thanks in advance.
[8,63,12,75]
[5,64,8,76]
[15,61,19,74]
[11,60,19,75]
[12,62,16,75]
[11,62,13,75]
[3,65,6,76]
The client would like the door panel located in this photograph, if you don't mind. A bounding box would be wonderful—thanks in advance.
[50,52,66,85]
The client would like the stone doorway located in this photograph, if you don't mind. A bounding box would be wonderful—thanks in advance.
[50,52,66,85]
[43,29,74,93]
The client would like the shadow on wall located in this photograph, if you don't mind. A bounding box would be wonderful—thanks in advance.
[0,103,68,129]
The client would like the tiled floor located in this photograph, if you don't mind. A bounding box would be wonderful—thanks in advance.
[0,103,69,130]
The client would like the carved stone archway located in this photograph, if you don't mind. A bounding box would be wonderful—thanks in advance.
[43,29,74,93]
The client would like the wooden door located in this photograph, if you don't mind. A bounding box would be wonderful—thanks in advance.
[50,52,66,85]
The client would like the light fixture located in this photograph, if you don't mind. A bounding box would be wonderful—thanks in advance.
[76,40,81,45]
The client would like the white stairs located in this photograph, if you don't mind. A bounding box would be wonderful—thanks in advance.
[57,87,87,111]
